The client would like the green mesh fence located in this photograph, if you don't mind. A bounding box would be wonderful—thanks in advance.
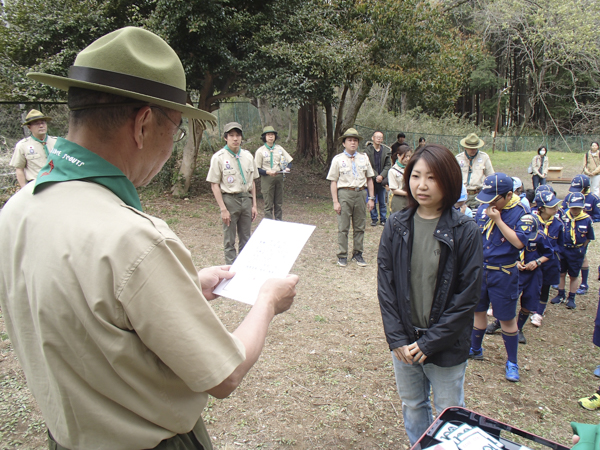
[353,123,600,155]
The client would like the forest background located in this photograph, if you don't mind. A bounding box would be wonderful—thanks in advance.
[2,0,600,197]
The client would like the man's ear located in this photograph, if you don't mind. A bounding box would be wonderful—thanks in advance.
[133,106,153,150]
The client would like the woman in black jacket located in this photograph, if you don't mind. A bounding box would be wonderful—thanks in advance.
[377,144,483,445]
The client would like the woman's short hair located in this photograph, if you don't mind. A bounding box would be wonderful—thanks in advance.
[261,132,278,143]
[391,144,412,163]
[537,146,547,154]
[404,144,463,211]
[592,141,599,147]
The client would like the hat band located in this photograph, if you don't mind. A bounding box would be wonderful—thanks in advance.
[69,66,187,105]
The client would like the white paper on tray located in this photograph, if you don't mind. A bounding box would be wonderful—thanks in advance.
[213,218,315,305]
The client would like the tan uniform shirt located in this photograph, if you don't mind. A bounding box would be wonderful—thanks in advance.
[456,150,494,190]
[9,135,57,181]
[326,152,375,188]
[388,165,405,191]
[0,181,245,450]
[583,151,600,177]
[207,147,259,193]
[255,144,293,171]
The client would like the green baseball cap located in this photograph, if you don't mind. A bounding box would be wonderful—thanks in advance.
[27,27,216,126]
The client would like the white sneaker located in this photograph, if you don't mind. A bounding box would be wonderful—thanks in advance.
[530,313,543,327]
[487,308,494,317]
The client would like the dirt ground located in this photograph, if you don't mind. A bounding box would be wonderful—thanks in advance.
[2,154,600,449]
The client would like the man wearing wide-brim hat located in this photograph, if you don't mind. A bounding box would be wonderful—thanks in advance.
[9,109,57,187]
[254,125,294,220]
[456,133,494,209]
[327,128,375,267]
[207,121,259,263]
[0,27,298,450]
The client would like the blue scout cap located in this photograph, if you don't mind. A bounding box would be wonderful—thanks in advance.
[476,173,514,203]
[535,185,553,194]
[458,185,468,203]
[535,191,561,208]
[569,174,591,192]
[564,192,585,208]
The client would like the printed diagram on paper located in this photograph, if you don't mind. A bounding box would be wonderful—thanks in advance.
[213,219,315,305]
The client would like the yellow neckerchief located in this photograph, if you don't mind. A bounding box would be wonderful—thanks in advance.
[537,213,554,237]
[566,209,590,243]
[482,194,521,239]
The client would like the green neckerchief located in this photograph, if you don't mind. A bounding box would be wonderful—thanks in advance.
[224,144,247,185]
[31,135,49,157]
[465,150,479,185]
[33,137,142,211]
[265,143,275,169]
[396,160,405,169]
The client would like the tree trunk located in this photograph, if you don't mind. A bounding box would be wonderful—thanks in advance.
[296,102,321,163]
[339,79,373,135]
[286,106,293,143]
[324,101,335,168]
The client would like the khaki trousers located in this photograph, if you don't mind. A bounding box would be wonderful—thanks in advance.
[222,193,253,264]
[261,174,284,220]
[337,189,367,258]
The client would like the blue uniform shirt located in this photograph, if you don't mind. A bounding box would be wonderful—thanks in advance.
[584,193,600,222]
[560,210,595,248]
[535,212,564,257]
[521,219,554,264]
[476,200,533,265]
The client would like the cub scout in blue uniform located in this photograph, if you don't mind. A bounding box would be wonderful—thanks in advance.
[469,173,534,383]
[566,175,600,294]
[551,192,595,309]
[530,191,564,328]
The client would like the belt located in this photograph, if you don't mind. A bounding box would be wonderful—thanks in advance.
[484,261,517,275]
[565,244,584,249]
[467,188,481,194]
[223,192,250,198]
[339,186,366,191]
[414,327,428,341]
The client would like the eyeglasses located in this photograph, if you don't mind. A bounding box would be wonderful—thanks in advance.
[150,107,187,142]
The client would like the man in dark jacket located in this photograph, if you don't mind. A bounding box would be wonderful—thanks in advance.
[364,131,391,226]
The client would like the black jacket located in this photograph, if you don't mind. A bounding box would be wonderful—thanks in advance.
[377,207,483,367]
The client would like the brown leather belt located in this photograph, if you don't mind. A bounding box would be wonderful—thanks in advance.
[339,186,366,191]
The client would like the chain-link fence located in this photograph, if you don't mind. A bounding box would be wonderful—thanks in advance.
[353,123,600,154]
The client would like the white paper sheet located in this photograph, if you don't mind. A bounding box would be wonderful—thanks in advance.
[213,218,315,304]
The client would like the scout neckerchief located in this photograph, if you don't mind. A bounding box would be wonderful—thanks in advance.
[396,160,405,169]
[31,135,49,157]
[566,209,590,244]
[343,150,358,177]
[537,213,554,237]
[225,144,247,185]
[465,150,479,186]
[33,137,142,211]
[265,143,275,169]
[482,193,521,239]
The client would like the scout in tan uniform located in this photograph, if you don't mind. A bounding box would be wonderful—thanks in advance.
[0,27,298,450]
[255,126,293,220]
[455,133,494,209]
[207,122,259,264]
[9,109,57,187]
[327,128,375,267]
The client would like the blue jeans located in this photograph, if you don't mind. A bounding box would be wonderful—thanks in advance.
[532,175,546,190]
[392,353,467,446]
[370,182,387,223]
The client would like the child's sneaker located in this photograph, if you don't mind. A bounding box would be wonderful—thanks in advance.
[566,297,577,309]
[530,313,543,327]
[518,330,527,344]
[505,361,520,382]
[579,393,600,410]
[576,284,589,295]
[551,284,559,290]
[594,365,600,377]
[487,307,494,317]
[469,348,484,360]
[550,293,565,304]
[486,320,501,334]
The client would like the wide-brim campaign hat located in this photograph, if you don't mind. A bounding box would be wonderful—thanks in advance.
[261,126,277,136]
[224,122,243,134]
[569,174,590,192]
[27,27,216,126]
[22,109,52,126]
[476,173,514,203]
[339,128,363,142]
[460,133,485,149]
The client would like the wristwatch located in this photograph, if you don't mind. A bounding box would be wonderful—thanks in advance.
[536,259,542,266]
[368,196,375,200]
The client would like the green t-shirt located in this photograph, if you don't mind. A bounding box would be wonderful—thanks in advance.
[410,212,441,328]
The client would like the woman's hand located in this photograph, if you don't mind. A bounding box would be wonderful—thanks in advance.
[408,342,427,364]
[393,346,413,365]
